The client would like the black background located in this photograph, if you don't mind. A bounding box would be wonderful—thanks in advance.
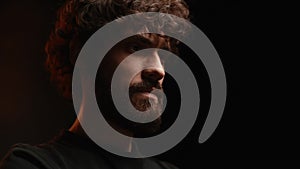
[0,0,295,168]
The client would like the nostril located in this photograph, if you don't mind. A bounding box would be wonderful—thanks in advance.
[142,68,164,82]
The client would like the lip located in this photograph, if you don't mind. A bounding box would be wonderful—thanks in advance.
[135,87,155,93]
[135,92,158,102]
[139,92,156,97]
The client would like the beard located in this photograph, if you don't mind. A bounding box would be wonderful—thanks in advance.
[96,78,164,138]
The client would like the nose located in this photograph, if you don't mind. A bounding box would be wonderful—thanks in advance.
[141,52,165,82]
[141,68,165,82]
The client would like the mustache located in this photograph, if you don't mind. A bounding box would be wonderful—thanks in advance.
[129,81,162,94]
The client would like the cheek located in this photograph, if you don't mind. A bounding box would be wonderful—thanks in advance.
[117,59,144,86]
[99,51,126,80]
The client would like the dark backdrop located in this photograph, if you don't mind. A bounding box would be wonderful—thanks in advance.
[1,0,284,168]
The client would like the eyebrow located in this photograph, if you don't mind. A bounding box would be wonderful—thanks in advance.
[129,35,153,46]
[129,34,170,48]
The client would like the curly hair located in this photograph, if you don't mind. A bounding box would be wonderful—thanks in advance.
[45,0,190,99]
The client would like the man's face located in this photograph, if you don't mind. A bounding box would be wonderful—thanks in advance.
[96,34,170,137]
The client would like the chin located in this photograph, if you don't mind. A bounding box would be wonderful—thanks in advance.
[96,87,164,137]
[129,95,164,137]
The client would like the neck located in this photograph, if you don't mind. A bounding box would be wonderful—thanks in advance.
[69,118,133,152]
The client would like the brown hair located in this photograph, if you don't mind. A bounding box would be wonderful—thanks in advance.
[45,0,189,99]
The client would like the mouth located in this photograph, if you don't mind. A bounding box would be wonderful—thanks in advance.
[130,89,160,112]
[134,86,156,93]
[135,92,158,102]
[129,82,163,110]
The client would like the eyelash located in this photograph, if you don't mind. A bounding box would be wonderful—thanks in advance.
[129,44,141,53]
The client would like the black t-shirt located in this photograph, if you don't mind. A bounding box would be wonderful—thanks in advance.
[0,131,178,169]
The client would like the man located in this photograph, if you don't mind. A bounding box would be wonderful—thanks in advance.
[0,0,189,168]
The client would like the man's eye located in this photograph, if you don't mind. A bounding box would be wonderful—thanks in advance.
[128,44,142,53]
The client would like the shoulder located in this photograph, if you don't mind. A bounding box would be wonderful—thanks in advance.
[0,143,62,169]
[144,158,180,169]
[156,160,180,169]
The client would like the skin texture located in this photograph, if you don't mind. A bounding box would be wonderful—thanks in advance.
[70,34,170,140]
